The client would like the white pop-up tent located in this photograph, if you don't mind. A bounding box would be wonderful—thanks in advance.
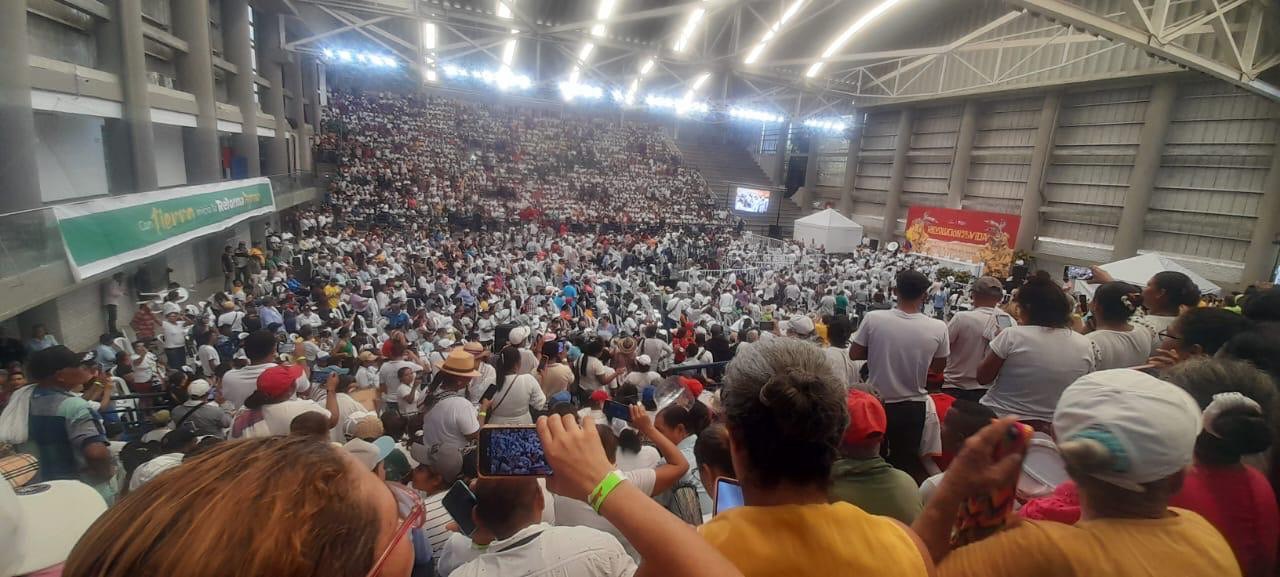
[792,208,864,253]
[1085,253,1222,295]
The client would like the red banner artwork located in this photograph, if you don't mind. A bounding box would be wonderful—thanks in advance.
[904,207,1021,279]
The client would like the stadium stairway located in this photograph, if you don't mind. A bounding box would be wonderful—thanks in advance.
[674,139,804,237]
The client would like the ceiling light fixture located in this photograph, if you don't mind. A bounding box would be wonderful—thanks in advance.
[806,0,905,78]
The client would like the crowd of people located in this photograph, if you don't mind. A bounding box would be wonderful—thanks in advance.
[317,91,727,229]
[1,87,1280,577]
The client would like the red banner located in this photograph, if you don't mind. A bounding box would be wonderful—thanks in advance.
[904,207,1020,279]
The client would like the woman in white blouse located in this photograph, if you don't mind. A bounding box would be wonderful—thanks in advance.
[977,272,1096,429]
[485,346,547,425]
[1086,282,1154,370]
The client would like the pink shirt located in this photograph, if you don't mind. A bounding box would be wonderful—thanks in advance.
[1170,464,1279,577]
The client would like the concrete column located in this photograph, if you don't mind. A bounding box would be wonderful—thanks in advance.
[1242,110,1280,284]
[946,99,979,209]
[114,0,159,192]
[881,107,915,242]
[303,57,321,172]
[222,0,260,177]
[259,13,289,176]
[1016,92,1062,251]
[0,1,44,210]
[174,0,221,184]
[285,54,309,172]
[1113,79,1178,259]
[838,117,864,216]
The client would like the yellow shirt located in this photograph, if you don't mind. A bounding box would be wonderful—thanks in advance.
[324,285,342,310]
[700,502,928,577]
[940,508,1240,577]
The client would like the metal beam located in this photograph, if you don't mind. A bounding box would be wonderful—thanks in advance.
[1160,0,1249,43]
[331,9,416,51]
[1006,0,1280,100]
[545,0,750,34]
[319,7,411,60]
[286,14,391,48]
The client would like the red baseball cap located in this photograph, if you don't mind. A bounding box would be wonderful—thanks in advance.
[257,364,304,400]
[678,376,703,398]
[589,390,610,402]
[843,390,887,446]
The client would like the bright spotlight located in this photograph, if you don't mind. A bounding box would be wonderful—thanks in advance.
[322,48,335,59]
[337,50,353,62]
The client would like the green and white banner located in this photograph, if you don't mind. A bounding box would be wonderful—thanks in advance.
[53,178,275,281]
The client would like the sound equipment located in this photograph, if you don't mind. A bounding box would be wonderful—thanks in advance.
[784,157,807,198]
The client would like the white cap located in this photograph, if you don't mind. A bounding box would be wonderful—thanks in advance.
[0,480,108,577]
[635,354,652,366]
[1054,369,1202,491]
[508,326,530,345]
[187,379,212,398]
[788,315,815,336]
[162,302,181,316]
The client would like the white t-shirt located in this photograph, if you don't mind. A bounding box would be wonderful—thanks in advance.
[332,392,366,443]
[487,374,547,425]
[421,395,481,453]
[518,348,539,375]
[1132,313,1176,353]
[451,523,637,577]
[379,360,423,403]
[355,365,380,389]
[578,357,613,392]
[239,399,331,438]
[615,445,660,473]
[217,311,246,333]
[196,344,220,376]
[982,326,1097,421]
[822,346,865,391]
[1088,326,1154,371]
[944,307,1011,391]
[852,308,950,403]
[553,468,657,561]
[161,320,187,350]
[221,362,311,410]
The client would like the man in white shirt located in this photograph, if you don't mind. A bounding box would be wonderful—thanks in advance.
[942,276,1012,403]
[455,477,637,577]
[221,331,312,410]
[849,269,948,483]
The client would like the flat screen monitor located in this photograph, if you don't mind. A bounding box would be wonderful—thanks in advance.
[733,186,771,214]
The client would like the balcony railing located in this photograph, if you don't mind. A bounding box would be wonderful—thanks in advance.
[0,172,316,279]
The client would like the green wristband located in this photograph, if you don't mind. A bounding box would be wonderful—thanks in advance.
[588,470,625,514]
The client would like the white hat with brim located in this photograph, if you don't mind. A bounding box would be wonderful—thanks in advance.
[1054,369,1202,492]
[0,480,108,577]
[508,326,531,345]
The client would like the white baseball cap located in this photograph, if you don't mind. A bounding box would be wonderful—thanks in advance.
[187,379,212,398]
[788,315,815,336]
[1054,369,1202,491]
[0,480,108,577]
[635,354,652,366]
[508,326,531,345]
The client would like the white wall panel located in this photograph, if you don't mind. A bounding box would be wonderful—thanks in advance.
[34,111,109,202]
[965,96,1041,214]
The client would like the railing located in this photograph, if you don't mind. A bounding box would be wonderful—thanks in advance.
[0,172,317,279]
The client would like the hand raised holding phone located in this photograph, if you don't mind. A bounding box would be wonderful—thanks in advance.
[535,414,616,502]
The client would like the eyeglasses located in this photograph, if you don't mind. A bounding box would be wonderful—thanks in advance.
[365,482,425,577]
[1158,330,1182,341]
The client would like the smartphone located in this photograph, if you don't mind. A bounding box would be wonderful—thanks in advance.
[714,478,744,516]
[477,425,553,477]
[441,480,478,536]
[995,315,1014,329]
[951,423,1032,547]
[759,320,775,331]
[1065,266,1094,281]
[603,400,632,422]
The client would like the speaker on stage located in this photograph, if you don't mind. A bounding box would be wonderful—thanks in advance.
[784,157,807,198]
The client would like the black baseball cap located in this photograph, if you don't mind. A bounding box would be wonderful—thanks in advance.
[27,346,91,380]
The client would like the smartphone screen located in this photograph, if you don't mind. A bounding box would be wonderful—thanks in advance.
[441,480,477,536]
[1066,266,1094,280]
[714,478,744,516]
[603,400,632,422]
[995,315,1013,329]
[478,426,553,477]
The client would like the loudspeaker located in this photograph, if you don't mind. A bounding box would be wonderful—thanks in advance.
[784,157,807,198]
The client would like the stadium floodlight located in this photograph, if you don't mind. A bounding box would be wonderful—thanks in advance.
[640,59,655,75]
[806,0,905,78]
[743,0,806,65]
[729,107,784,124]
[591,24,607,37]
[426,69,438,82]
[423,22,437,50]
[559,81,604,101]
[578,43,595,62]
[803,118,848,132]
[337,50,353,62]
[645,95,709,116]
[323,48,335,59]
[673,8,706,53]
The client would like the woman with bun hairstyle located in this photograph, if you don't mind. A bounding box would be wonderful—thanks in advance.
[1164,358,1279,577]
[977,271,1095,429]
[701,338,932,577]
[917,369,1240,577]
[1086,282,1153,370]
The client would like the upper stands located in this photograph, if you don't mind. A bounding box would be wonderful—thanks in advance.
[317,91,729,229]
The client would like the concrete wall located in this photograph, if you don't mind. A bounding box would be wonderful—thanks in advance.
[34,111,110,202]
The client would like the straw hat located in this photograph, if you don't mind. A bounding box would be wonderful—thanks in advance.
[435,348,481,378]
